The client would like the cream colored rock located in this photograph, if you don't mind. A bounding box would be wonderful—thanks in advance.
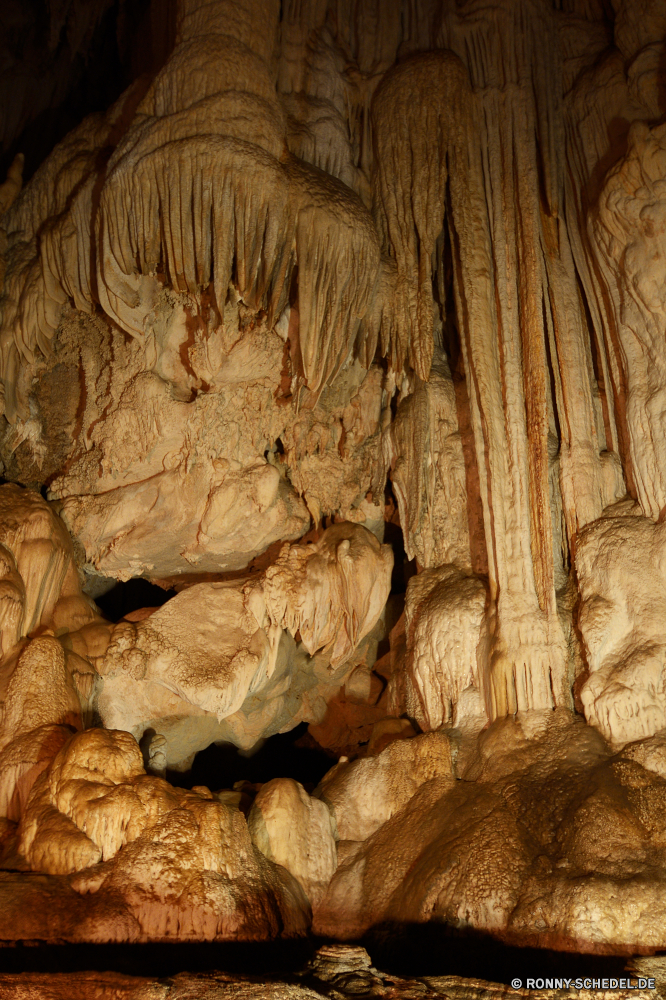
[372,30,571,719]
[0,0,394,585]
[315,711,666,949]
[0,484,98,645]
[399,565,490,732]
[248,778,337,905]
[17,728,310,940]
[0,723,72,822]
[0,486,108,820]
[576,501,666,746]
[591,121,666,521]
[1,0,646,743]
[264,522,393,669]
[315,730,454,844]
[59,460,311,582]
[390,352,471,570]
[96,523,392,766]
[6,0,666,954]
[0,636,82,751]
[98,582,276,732]
[280,363,390,527]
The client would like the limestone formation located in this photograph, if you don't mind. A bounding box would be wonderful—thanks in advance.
[398,565,490,732]
[576,501,666,747]
[315,711,666,950]
[16,728,310,940]
[96,522,391,766]
[315,730,454,843]
[4,0,666,960]
[389,351,471,571]
[248,777,337,905]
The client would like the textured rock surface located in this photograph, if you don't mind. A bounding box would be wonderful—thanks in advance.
[315,731,454,844]
[12,728,310,941]
[248,777,337,905]
[315,712,666,950]
[398,565,489,732]
[0,948,660,1000]
[5,0,666,956]
[95,522,391,765]
[576,501,666,746]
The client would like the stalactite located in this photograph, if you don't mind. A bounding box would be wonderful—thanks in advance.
[5,0,666,957]
[0,0,385,422]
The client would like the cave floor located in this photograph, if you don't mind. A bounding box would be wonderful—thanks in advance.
[0,944,662,1000]
[0,969,660,1000]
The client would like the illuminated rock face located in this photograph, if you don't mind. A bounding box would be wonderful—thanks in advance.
[16,728,311,940]
[576,502,666,747]
[95,521,392,766]
[3,0,666,951]
[315,712,666,951]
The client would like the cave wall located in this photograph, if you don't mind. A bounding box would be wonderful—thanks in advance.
[2,0,666,952]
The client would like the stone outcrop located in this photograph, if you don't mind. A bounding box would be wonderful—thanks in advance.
[14,727,310,941]
[315,711,666,951]
[4,0,666,957]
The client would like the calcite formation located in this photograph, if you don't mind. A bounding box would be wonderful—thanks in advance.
[315,711,666,950]
[3,0,666,962]
[15,728,310,940]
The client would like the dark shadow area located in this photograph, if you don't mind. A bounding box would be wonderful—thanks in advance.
[167,722,336,793]
[1,0,178,183]
[383,518,416,595]
[364,922,632,981]
[0,927,644,983]
[95,578,176,622]
[0,939,314,977]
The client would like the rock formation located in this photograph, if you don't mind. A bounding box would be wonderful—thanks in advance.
[315,711,666,950]
[14,727,310,940]
[3,0,666,962]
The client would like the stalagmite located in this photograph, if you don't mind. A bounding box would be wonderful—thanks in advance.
[389,351,471,570]
[576,500,666,746]
[248,777,337,906]
[400,565,490,731]
[5,0,666,957]
[15,728,311,940]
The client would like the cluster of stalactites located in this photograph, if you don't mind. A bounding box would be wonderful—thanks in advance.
[0,0,392,423]
[264,522,393,669]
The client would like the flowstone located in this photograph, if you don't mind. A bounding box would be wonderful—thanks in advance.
[4,0,666,959]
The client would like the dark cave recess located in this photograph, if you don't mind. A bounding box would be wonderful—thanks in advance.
[94,577,177,622]
[0,0,177,182]
[0,931,636,983]
[166,722,336,795]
